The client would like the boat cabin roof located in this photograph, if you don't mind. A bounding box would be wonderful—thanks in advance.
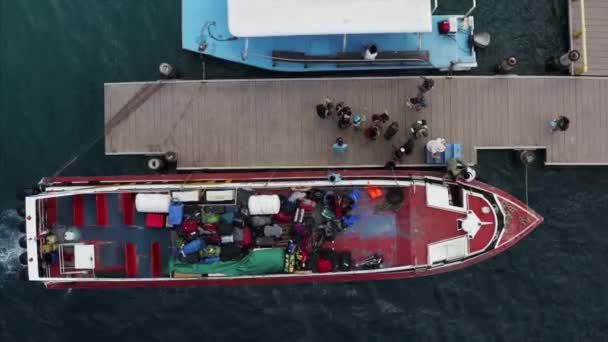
[227,0,433,37]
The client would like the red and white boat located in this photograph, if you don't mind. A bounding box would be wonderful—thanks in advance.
[20,170,543,289]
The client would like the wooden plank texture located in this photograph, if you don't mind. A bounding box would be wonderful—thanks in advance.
[570,0,608,76]
[104,76,608,168]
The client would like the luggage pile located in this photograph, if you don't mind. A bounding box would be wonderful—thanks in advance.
[168,186,366,275]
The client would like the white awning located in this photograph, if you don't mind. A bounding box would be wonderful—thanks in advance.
[227,0,433,37]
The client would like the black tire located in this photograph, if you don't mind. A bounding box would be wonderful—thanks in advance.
[17,205,26,217]
[147,157,165,171]
[165,151,178,163]
[19,236,27,248]
[19,252,29,265]
[18,221,26,233]
[519,150,536,166]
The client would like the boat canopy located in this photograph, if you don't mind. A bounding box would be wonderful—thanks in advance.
[227,0,433,37]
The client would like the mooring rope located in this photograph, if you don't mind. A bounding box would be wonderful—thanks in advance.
[51,131,104,178]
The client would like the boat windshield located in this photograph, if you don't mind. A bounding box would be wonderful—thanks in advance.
[227,0,433,37]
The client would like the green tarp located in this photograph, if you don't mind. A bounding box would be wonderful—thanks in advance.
[170,248,285,277]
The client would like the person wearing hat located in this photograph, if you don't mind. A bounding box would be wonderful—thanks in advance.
[352,114,364,130]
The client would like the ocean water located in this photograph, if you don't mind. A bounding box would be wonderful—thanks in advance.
[2,0,606,341]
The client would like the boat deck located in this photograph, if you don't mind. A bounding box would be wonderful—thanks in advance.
[181,0,476,72]
[105,76,608,168]
[570,0,608,76]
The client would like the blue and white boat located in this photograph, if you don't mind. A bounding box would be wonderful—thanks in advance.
[182,0,478,72]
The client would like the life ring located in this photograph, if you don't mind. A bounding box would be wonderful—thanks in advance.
[19,252,28,265]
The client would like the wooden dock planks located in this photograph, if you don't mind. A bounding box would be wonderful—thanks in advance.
[570,0,608,76]
[104,76,608,169]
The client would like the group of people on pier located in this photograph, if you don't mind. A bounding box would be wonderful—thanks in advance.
[317,78,471,178]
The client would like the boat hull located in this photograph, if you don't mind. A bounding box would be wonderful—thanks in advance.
[26,170,542,289]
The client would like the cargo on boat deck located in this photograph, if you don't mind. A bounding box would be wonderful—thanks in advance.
[169,186,381,277]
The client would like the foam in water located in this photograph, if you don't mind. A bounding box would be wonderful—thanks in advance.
[0,209,25,278]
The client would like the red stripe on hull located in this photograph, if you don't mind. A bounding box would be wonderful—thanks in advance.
[96,193,109,226]
[120,193,135,226]
[73,195,84,227]
[45,198,57,227]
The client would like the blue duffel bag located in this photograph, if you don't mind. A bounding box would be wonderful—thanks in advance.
[168,200,184,225]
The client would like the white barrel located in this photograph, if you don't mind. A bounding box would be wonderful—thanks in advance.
[135,193,171,213]
[248,195,281,215]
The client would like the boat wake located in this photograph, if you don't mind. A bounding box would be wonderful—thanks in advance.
[0,209,24,280]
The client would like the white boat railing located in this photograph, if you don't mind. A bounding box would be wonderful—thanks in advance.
[432,0,438,13]
[464,0,476,17]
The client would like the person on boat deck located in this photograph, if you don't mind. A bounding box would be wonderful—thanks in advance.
[363,44,378,61]
[426,137,446,159]
[406,95,428,112]
[411,119,429,139]
[384,121,399,140]
[419,77,435,94]
[316,97,335,119]
[337,105,353,129]
[332,137,348,154]
[327,173,342,183]
[549,115,570,132]
[364,125,382,140]
[371,112,390,125]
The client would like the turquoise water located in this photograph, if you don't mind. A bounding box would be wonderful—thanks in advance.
[3,1,606,341]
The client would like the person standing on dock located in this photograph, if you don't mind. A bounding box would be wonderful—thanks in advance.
[352,114,364,131]
[337,109,353,129]
[406,95,427,112]
[392,138,414,162]
[549,115,570,132]
[419,77,435,94]
[371,111,390,125]
[384,122,399,140]
[411,119,429,139]
[332,137,348,154]
[316,98,335,119]
[447,158,467,179]
[364,125,382,141]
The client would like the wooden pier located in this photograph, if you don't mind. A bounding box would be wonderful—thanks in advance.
[570,0,608,76]
[104,76,608,169]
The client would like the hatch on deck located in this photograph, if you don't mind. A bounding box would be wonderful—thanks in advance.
[428,236,468,264]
